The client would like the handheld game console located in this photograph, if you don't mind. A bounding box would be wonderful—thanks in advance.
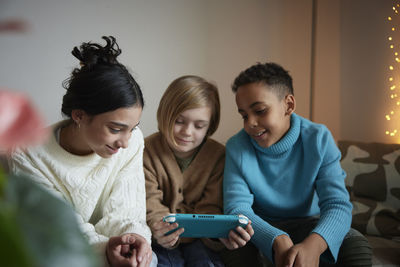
[162,213,249,238]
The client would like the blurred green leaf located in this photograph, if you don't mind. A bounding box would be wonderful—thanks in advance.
[0,166,5,197]
[0,201,33,267]
[2,174,100,267]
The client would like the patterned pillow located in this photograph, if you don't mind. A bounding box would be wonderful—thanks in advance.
[338,141,400,240]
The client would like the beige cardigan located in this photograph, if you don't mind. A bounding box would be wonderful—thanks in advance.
[144,132,225,250]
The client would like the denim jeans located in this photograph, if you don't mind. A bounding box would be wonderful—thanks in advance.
[153,239,224,267]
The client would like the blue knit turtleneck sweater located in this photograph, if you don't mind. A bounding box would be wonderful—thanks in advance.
[223,113,352,263]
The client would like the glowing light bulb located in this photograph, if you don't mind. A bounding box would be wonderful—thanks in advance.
[386,131,390,135]
[389,16,393,21]
[386,114,391,120]
[389,37,393,41]
[391,85,396,90]
[390,77,394,81]
[390,65,394,70]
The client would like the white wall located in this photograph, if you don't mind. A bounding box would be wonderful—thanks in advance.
[0,0,312,144]
[0,0,210,139]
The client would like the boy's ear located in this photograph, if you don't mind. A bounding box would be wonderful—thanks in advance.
[284,94,296,115]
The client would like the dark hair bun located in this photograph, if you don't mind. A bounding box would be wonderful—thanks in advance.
[71,36,121,69]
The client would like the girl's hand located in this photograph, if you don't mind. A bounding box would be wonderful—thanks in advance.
[151,219,184,248]
[106,233,152,267]
[219,220,254,250]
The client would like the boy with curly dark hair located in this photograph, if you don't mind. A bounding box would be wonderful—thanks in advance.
[223,62,372,266]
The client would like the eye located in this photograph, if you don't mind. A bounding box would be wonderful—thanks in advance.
[175,119,184,124]
[256,109,266,115]
[195,124,207,129]
[109,127,121,134]
[241,114,248,121]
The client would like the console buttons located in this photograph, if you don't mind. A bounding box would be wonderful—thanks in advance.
[164,215,176,223]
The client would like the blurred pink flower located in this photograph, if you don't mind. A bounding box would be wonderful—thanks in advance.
[0,90,48,153]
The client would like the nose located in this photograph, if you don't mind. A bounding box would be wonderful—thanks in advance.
[116,133,129,149]
[248,115,258,128]
[180,124,191,136]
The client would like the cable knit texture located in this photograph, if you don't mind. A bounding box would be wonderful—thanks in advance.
[223,113,352,263]
[9,120,152,261]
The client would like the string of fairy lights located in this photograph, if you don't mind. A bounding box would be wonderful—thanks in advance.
[385,3,400,137]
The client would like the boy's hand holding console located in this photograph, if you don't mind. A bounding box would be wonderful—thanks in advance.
[151,214,254,250]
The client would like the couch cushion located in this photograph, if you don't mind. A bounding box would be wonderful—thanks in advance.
[367,235,400,266]
[338,141,400,240]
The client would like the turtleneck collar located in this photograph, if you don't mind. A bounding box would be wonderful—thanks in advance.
[249,113,300,156]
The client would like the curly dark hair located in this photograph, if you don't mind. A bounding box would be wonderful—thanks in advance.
[232,62,293,99]
[61,36,144,118]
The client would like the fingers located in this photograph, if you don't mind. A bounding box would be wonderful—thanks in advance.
[136,248,148,267]
[139,251,152,267]
[245,221,255,236]
[218,237,235,250]
[106,236,139,267]
[157,227,183,248]
[285,247,298,267]
[121,244,131,256]
[230,229,247,247]
[151,220,183,248]
[235,225,252,242]
[220,230,245,250]
[109,234,136,248]
[151,220,178,238]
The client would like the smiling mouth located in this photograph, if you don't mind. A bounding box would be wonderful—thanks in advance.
[176,137,192,143]
[106,145,119,153]
[253,130,267,137]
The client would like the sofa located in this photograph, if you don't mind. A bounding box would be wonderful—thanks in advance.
[338,140,400,266]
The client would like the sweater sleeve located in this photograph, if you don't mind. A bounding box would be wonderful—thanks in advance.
[143,162,171,227]
[312,128,352,262]
[223,139,287,262]
[9,151,110,266]
[94,130,152,245]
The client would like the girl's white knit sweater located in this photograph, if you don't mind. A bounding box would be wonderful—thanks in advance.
[9,121,151,258]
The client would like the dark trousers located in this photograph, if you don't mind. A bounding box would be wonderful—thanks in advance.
[153,239,224,267]
[258,217,372,267]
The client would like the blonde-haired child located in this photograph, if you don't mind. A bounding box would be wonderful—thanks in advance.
[144,75,256,266]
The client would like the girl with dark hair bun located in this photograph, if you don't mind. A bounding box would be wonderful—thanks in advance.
[9,36,157,267]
